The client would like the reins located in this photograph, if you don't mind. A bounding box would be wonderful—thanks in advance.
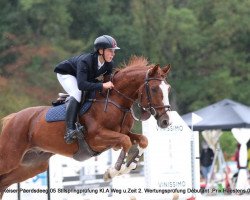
[88,67,171,126]
[110,68,171,116]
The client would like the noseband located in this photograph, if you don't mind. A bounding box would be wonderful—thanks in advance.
[111,68,171,117]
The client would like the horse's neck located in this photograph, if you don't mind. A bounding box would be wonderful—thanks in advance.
[112,70,145,107]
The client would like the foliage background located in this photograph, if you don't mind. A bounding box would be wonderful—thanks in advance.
[1,0,250,158]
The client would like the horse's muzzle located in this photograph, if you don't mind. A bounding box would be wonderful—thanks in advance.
[157,113,170,128]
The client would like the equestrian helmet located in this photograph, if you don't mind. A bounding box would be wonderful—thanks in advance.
[94,35,120,51]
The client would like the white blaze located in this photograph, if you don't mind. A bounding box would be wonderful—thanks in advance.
[159,81,170,110]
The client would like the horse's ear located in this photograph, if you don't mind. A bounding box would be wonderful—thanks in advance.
[149,64,159,76]
[162,64,171,75]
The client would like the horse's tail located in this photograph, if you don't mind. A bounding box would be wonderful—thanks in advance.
[0,113,17,135]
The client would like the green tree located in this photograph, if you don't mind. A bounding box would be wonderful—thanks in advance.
[1,0,250,117]
[68,0,137,62]
[20,0,72,43]
[177,0,250,113]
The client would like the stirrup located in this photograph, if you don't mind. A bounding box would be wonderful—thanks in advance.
[64,123,86,144]
[75,122,86,139]
[64,129,77,144]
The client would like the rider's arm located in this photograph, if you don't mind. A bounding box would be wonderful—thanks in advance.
[76,60,103,91]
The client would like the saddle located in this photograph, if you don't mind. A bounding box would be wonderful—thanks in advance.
[45,91,100,161]
[51,93,70,106]
[45,91,95,122]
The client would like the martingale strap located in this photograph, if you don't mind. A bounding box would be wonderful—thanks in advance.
[89,98,131,128]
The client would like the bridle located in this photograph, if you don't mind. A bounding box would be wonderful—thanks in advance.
[110,68,171,117]
[141,69,171,116]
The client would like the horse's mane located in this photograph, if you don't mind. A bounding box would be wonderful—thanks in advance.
[0,113,16,134]
[113,56,153,81]
[118,56,151,70]
[125,56,150,68]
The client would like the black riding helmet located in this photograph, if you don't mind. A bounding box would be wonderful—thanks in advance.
[94,35,120,51]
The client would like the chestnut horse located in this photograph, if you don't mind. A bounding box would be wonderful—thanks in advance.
[0,57,171,199]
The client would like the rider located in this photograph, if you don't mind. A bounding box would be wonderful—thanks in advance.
[54,35,120,144]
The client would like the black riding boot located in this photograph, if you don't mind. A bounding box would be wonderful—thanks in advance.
[64,96,80,144]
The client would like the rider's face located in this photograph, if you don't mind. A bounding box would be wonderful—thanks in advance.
[100,48,115,62]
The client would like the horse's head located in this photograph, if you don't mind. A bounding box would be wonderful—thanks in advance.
[138,64,171,128]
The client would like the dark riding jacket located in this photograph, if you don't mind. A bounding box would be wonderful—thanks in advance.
[54,52,114,91]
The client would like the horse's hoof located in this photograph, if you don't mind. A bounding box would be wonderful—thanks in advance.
[103,170,112,182]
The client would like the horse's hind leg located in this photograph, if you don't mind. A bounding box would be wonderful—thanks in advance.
[0,114,30,176]
[0,152,53,200]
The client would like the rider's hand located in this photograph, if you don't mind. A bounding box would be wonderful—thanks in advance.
[102,81,114,90]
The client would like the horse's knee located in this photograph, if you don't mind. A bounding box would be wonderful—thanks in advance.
[138,135,148,149]
[121,135,132,152]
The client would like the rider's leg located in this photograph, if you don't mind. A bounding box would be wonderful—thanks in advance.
[64,96,80,144]
[57,74,82,144]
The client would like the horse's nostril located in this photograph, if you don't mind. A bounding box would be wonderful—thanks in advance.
[161,120,168,127]
[157,119,169,128]
[163,120,168,126]
[157,114,170,128]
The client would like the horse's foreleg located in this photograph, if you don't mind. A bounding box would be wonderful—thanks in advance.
[103,132,148,181]
[104,146,145,181]
[123,146,145,174]
[96,129,132,181]
[104,149,128,181]
[127,132,148,149]
[118,132,148,175]
[95,129,132,153]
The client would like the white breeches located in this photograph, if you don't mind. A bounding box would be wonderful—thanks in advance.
[57,74,82,102]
